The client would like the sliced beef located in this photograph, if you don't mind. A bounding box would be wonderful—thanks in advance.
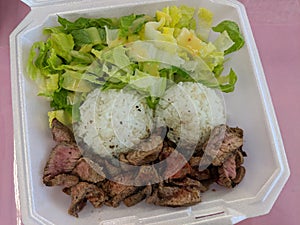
[51,118,75,143]
[72,158,105,183]
[44,174,79,188]
[43,143,82,184]
[190,168,211,181]
[123,185,152,207]
[102,173,138,207]
[125,135,163,166]
[147,183,201,207]
[42,123,247,216]
[189,156,202,168]
[118,153,134,171]
[168,177,208,192]
[159,145,175,161]
[68,182,106,217]
[232,166,246,185]
[235,150,245,167]
[217,152,246,188]
[103,160,123,178]
[217,155,236,188]
[62,187,72,195]
[202,125,243,166]
[135,165,160,186]
[163,150,191,180]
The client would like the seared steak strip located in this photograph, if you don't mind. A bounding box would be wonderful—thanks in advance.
[135,165,160,186]
[43,143,82,184]
[167,177,208,192]
[232,166,246,185]
[44,174,79,188]
[125,135,163,166]
[72,158,105,183]
[102,173,138,207]
[163,150,191,180]
[202,124,243,166]
[68,182,106,217]
[146,183,201,207]
[123,185,152,207]
[217,149,246,188]
[190,168,211,181]
[217,155,237,188]
[51,118,75,143]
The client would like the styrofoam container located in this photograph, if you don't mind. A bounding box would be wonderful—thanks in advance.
[10,0,290,224]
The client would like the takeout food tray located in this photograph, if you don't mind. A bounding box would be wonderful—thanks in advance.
[10,0,290,224]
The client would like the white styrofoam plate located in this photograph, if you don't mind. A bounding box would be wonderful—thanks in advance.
[10,0,290,224]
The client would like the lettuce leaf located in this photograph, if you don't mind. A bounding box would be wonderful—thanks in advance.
[218,68,238,92]
[48,110,72,128]
[159,5,196,30]
[176,5,196,29]
[197,7,213,41]
[144,19,176,43]
[119,14,153,37]
[71,27,106,47]
[27,41,49,80]
[61,70,94,92]
[50,88,72,110]
[212,20,245,55]
[49,33,74,62]
[213,30,234,52]
[57,16,118,33]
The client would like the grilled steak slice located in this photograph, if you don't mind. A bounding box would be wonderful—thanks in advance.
[189,156,202,167]
[118,153,134,171]
[68,182,106,217]
[104,160,123,178]
[163,150,191,179]
[43,143,82,184]
[51,118,75,143]
[159,146,175,161]
[202,125,243,166]
[232,166,246,185]
[190,168,211,181]
[168,177,208,192]
[44,174,79,188]
[216,142,247,188]
[126,135,163,166]
[102,173,138,207]
[135,165,160,186]
[235,150,245,167]
[62,187,71,195]
[123,185,152,207]
[72,158,105,183]
[217,154,236,188]
[147,183,201,207]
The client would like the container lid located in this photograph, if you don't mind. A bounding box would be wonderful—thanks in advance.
[21,0,83,7]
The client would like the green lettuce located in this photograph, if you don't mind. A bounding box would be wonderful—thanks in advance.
[48,110,72,128]
[49,33,74,62]
[212,20,245,55]
[119,14,153,37]
[57,16,119,33]
[197,7,213,41]
[71,27,106,47]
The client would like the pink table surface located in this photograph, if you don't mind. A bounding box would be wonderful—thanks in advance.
[1,0,300,224]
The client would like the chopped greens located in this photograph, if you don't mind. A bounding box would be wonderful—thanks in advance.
[212,20,245,55]
[26,5,245,126]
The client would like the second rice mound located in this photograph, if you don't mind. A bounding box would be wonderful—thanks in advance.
[156,82,226,148]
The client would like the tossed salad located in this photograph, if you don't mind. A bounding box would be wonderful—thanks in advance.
[27,5,244,126]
